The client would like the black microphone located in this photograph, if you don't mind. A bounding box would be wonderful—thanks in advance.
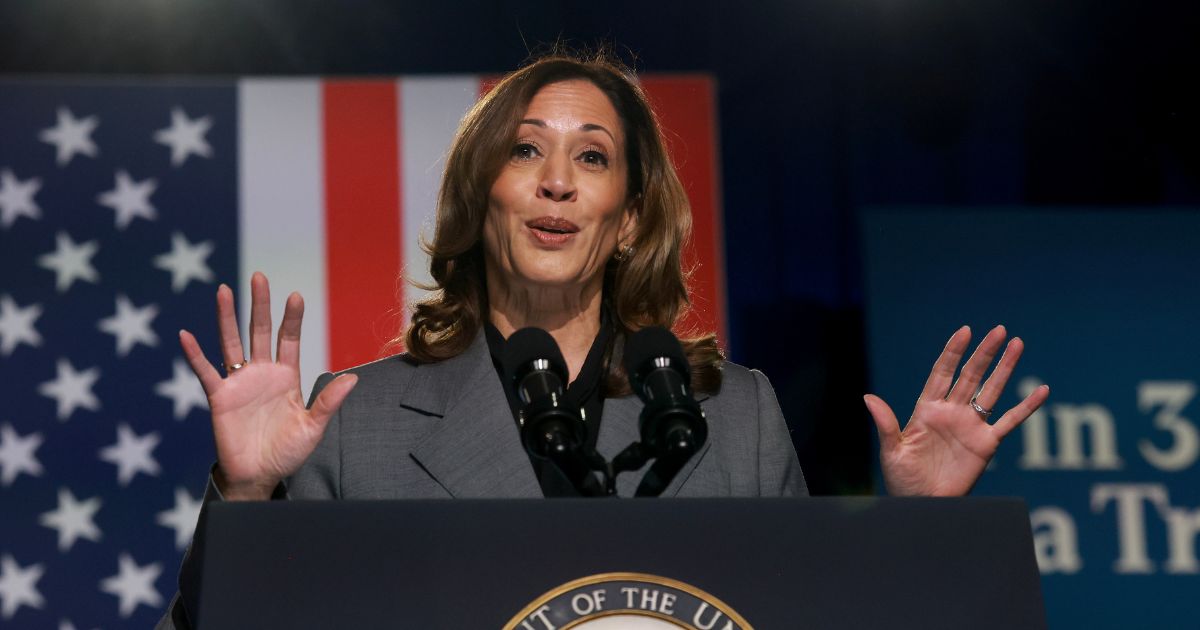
[623,326,708,469]
[502,327,601,494]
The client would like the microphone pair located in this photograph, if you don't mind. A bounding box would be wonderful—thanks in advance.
[503,326,708,497]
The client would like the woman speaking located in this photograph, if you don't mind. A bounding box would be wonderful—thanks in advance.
[160,53,1049,626]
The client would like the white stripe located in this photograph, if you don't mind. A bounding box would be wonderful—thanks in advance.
[238,78,327,398]
[399,76,481,314]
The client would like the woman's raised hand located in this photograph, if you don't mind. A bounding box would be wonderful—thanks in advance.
[178,272,358,500]
[863,325,1050,497]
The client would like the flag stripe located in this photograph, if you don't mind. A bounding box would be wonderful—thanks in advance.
[322,81,404,371]
[399,76,481,315]
[238,79,329,392]
[641,77,726,344]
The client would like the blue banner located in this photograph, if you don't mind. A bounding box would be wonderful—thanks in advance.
[862,208,1200,629]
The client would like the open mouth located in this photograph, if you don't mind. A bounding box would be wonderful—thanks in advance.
[526,216,580,237]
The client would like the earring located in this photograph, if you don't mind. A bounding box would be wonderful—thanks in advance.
[614,243,635,262]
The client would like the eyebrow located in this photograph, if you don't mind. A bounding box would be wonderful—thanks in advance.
[519,118,616,143]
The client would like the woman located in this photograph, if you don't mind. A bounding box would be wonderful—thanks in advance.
[160,53,1049,625]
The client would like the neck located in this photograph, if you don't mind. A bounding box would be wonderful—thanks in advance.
[486,268,603,383]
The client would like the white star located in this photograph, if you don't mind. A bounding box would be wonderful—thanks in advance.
[155,358,208,420]
[0,555,44,619]
[37,231,100,293]
[99,552,162,618]
[0,295,42,356]
[37,358,101,421]
[0,169,42,229]
[96,169,156,230]
[39,107,100,166]
[153,232,215,293]
[153,107,213,167]
[39,488,103,552]
[98,423,160,486]
[156,487,203,550]
[97,295,159,357]
[0,424,43,486]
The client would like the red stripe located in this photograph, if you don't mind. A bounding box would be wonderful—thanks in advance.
[640,77,726,345]
[479,75,501,98]
[322,81,403,370]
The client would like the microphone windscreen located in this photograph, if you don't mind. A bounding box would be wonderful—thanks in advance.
[503,327,568,382]
[623,326,689,378]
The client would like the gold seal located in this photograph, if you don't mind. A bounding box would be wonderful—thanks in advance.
[503,572,753,630]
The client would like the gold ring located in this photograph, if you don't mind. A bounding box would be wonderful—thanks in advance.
[224,359,249,373]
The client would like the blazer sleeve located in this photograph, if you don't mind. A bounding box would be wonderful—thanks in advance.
[157,372,342,629]
[750,368,810,497]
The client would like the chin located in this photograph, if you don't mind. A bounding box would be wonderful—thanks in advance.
[513,270,585,289]
[511,258,592,289]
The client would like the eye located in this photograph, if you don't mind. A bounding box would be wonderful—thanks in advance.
[578,149,610,169]
[511,142,540,161]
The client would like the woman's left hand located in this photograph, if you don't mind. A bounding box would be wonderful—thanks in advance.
[864,325,1050,496]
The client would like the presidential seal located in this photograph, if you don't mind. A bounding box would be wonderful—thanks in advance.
[504,572,753,630]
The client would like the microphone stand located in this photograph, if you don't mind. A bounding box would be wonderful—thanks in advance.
[524,419,698,498]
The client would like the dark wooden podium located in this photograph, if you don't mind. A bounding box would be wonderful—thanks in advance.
[193,497,1045,629]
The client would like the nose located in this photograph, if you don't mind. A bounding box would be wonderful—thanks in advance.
[537,154,577,202]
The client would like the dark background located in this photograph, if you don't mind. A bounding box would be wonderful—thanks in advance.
[5,0,1198,495]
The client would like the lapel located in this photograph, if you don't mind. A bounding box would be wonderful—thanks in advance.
[406,331,543,498]
[404,329,713,499]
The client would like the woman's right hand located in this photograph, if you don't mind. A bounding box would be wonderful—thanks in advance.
[179,272,358,501]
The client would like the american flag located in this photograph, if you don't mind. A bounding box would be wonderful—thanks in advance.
[0,75,723,628]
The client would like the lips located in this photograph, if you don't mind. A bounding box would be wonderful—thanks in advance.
[526,216,580,246]
[526,216,580,234]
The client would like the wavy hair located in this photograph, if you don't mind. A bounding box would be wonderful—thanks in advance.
[399,52,723,395]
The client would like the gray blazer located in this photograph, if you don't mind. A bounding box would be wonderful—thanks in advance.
[289,329,807,499]
[159,330,806,628]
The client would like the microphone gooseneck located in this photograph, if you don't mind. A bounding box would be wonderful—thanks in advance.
[616,326,709,497]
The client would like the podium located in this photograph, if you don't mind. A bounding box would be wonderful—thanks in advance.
[193,497,1045,629]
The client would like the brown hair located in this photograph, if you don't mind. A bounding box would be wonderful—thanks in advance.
[400,52,723,395]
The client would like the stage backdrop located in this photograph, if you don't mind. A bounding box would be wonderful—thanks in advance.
[0,75,724,628]
[862,207,1200,629]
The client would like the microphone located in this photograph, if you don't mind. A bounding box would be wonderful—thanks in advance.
[502,327,600,494]
[623,327,708,481]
